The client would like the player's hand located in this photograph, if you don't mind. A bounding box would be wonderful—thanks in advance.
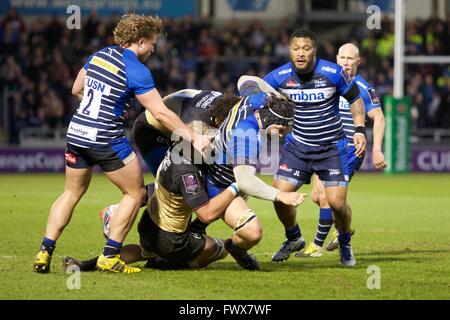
[276,191,308,207]
[267,124,289,138]
[353,134,366,158]
[193,134,214,157]
[372,149,387,170]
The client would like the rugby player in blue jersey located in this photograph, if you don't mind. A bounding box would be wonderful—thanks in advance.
[34,14,212,274]
[297,43,386,257]
[264,30,367,266]
[132,89,240,176]
[194,78,307,270]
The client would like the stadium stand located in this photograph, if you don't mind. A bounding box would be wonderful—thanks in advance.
[0,8,449,145]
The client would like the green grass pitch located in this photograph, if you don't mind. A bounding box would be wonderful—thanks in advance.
[1,173,449,300]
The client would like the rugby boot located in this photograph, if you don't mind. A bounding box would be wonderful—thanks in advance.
[272,237,305,262]
[224,239,260,270]
[34,249,52,273]
[96,254,141,274]
[295,241,323,258]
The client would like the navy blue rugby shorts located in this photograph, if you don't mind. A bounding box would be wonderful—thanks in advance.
[275,137,350,187]
[65,137,135,172]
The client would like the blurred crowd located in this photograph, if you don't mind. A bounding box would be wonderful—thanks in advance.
[0,9,449,143]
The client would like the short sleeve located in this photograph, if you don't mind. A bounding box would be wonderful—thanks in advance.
[332,68,360,103]
[263,71,279,90]
[246,92,269,109]
[127,64,155,95]
[123,49,155,95]
[83,55,93,70]
[174,166,209,210]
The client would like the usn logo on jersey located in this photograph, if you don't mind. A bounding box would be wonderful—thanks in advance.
[281,87,336,103]
[85,77,111,94]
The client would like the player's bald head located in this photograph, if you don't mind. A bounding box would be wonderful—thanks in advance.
[338,43,360,59]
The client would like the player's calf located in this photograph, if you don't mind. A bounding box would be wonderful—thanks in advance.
[190,236,228,268]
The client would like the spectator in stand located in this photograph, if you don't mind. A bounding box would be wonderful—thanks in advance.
[1,11,449,144]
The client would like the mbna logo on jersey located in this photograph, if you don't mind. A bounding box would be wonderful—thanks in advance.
[321,66,337,74]
[289,91,326,103]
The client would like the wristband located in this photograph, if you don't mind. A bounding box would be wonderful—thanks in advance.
[355,126,366,136]
[227,183,239,196]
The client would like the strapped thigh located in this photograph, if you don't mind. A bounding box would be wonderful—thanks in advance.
[234,209,257,233]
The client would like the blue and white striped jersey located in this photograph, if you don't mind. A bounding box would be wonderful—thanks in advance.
[264,58,360,147]
[67,46,155,148]
[207,94,264,188]
[339,74,381,146]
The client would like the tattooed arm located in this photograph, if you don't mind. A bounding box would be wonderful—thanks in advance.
[350,97,366,157]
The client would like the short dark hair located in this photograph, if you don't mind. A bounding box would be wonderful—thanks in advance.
[289,29,317,47]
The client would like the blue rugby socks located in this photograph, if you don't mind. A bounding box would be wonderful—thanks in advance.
[103,238,123,258]
[338,231,351,245]
[285,224,302,241]
[313,208,333,247]
[40,237,56,255]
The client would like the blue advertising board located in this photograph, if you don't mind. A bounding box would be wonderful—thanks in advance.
[363,0,394,12]
[226,0,270,11]
[0,0,197,17]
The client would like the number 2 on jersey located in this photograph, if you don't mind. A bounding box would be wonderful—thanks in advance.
[82,89,94,116]
[79,78,110,119]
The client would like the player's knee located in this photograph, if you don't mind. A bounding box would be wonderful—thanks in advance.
[137,187,147,203]
[127,187,146,205]
[318,191,329,207]
[327,196,346,214]
[311,189,320,205]
[237,219,262,247]
[63,189,85,204]
[273,178,297,192]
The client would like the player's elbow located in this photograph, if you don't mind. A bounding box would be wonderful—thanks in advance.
[233,165,256,194]
[71,87,82,99]
[150,109,167,122]
[200,215,216,225]
[235,177,252,194]
[375,113,385,126]
[196,206,219,224]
